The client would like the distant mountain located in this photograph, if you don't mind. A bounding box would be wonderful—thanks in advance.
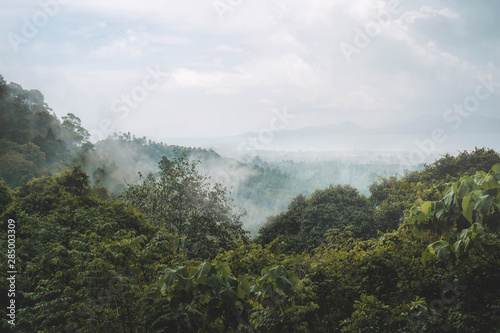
[259,114,500,138]
[276,121,367,138]
[378,114,500,136]
[180,114,500,154]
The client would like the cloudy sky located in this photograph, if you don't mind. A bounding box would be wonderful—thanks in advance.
[1,0,499,145]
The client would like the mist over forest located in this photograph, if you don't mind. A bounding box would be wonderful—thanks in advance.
[92,135,418,234]
[0,76,426,235]
[2,1,500,331]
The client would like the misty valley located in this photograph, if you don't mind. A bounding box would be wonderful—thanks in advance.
[1,76,500,332]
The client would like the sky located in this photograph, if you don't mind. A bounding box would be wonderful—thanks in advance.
[1,0,499,146]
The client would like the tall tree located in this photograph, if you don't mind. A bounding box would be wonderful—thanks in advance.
[122,153,247,258]
[61,113,90,146]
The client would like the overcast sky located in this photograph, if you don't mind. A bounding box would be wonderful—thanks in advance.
[1,0,499,143]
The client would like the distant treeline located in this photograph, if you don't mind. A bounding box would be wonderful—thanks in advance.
[0,74,222,190]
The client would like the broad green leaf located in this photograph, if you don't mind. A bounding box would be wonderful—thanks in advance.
[178,275,190,291]
[474,194,493,216]
[480,175,499,190]
[237,284,246,299]
[258,273,269,284]
[435,208,445,220]
[457,177,473,198]
[421,201,432,215]
[195,262,213,280]
[478,170,488,177]
[220,283,237,304]
[471,222,486,232]
[428,240,453,261]
[262,284,273,297]
[492,163,500,173]
[276,276,294,293]
[443,191,454,207]
[452,239,461,253]
[436,243,453,261]
[218,263,231,279]
[163,269,177,288]
[453,227,473,253]
[250,283,260,294]
[269,265,285,281]
[410,205,421,216]
[206,275,223,290]
[421,249,433,267]
[458,227,473,241]
[237,276,250,299]
[462,193,474,223]
[444,186,453,196]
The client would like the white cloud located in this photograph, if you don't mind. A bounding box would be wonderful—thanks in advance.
[345,0,396,21]
[400,6,459,24]
[86,28,191,59]
[436,7,460,20]
[89,30,144,59]
[145,34,191,45]
[213,45,246,53]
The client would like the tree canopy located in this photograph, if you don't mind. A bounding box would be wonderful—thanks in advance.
[257,184,375,252]
[122,153,248,259]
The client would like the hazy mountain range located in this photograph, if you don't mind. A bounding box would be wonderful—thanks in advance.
[165,114,500,156]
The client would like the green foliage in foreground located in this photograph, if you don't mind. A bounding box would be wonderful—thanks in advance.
[0,167,181,332]
[411,163,500,268]
[0,154,499,332]
[160,261,317,332]
[369,147,500,233]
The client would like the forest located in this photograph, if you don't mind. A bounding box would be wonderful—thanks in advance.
[1,75,500,332]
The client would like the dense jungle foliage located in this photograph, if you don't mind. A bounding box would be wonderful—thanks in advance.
[1,75,500,332]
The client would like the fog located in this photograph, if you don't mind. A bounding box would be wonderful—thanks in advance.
[81,134,423,234]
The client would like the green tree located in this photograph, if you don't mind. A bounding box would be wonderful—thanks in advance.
[122,153,247,259]
[61,113,90,146]
[0,143,46,187]
[0,180,12,213]
[366,148,500,236]
[0,76,96,187]
[419,147,500,183]
[258,185,374,252]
